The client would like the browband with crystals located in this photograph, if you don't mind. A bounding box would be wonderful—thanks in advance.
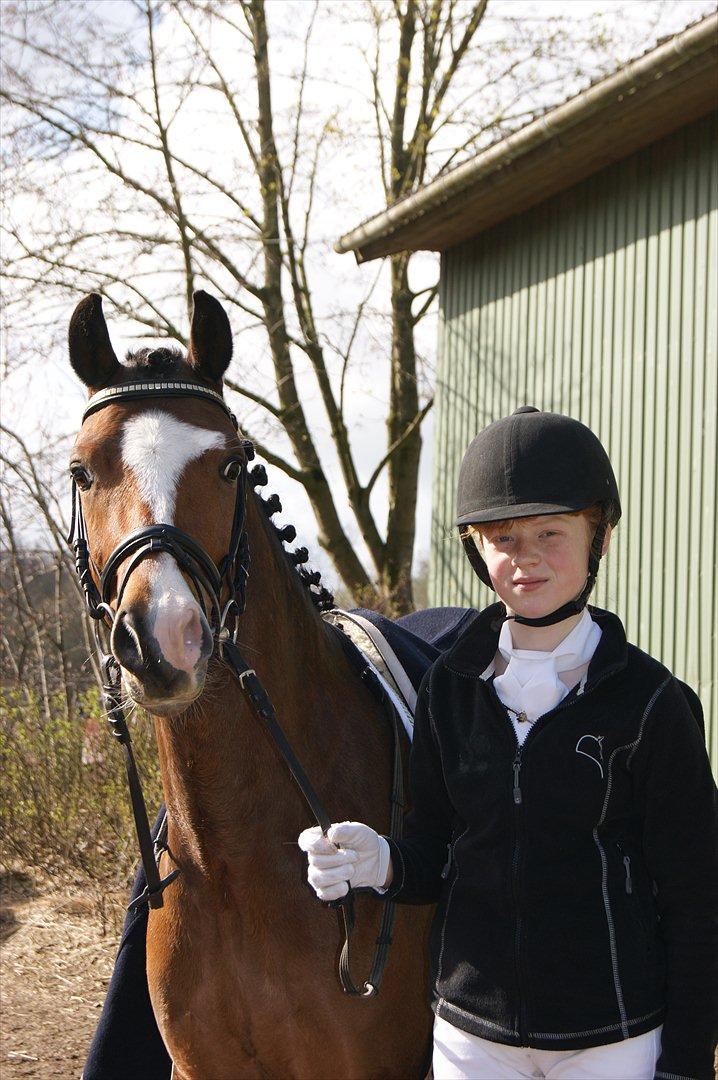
[83,381,238,428]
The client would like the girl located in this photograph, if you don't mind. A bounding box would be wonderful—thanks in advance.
[299,407,717,1080]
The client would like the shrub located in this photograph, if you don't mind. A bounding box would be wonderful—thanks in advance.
[0,686,163,889]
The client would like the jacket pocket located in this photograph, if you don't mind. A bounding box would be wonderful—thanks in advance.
[615,842,654,944]
[434,826,470,988]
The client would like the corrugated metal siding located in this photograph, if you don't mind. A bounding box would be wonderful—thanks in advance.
[428,110,718,772]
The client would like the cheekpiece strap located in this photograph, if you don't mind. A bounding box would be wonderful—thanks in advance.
[101,654,174,910]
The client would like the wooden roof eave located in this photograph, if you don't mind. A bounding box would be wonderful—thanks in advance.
[336,13,718,263]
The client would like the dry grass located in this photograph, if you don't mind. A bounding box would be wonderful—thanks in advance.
[0,867,126,1080]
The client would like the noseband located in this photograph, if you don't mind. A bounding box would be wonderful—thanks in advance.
[69,379,402,998]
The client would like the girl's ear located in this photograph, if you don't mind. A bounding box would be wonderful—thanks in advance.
[69,293,122,389]
[469,526,484,551]
[187,291,232,384]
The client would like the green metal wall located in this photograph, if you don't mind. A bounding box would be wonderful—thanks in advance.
[428,110,718,771]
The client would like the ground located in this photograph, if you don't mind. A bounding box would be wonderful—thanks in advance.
[0,869,125,1080]
[2,868,715,1079]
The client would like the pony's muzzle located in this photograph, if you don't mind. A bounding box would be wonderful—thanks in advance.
[111,602,213,709]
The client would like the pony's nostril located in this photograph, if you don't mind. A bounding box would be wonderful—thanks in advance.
[112,611,146,676]
[182,610,212,664]
[181,610,202,657]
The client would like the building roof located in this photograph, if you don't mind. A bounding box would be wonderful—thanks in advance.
[337,12,718,263]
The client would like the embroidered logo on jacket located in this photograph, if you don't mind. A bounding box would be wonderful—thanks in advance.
[575,734,604,779]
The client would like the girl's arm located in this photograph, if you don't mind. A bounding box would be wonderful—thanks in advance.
[380,663,457,904]
[633,677,718,1080]
[299,664,456,906]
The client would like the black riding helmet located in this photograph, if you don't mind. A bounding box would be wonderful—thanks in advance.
[456,406,621,627]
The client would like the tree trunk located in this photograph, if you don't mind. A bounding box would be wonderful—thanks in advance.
[247,0,380,606]
[384,253,421,613]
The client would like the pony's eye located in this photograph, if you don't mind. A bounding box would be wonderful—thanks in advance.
[221,458,242,483]
[70,464,92,491]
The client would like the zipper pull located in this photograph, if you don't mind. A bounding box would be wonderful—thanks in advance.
[623,855,633,894]
[441,843,452,880]
[512,752,523,805]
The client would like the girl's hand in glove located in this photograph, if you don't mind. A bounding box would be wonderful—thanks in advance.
[297,821,392,902]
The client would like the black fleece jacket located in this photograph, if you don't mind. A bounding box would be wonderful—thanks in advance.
[383,603,718,1080]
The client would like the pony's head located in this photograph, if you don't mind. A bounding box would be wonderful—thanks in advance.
[69,291,248,715]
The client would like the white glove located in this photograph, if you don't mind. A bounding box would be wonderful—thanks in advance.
[297,821,391,902]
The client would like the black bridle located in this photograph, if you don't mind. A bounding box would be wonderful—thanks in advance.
[69,380,252,636]
[69,379,402,998]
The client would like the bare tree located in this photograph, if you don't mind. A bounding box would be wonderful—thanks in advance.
[1,0,643,611]
[0,423,102,695]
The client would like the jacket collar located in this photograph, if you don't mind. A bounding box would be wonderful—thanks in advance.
[442,602,629,688]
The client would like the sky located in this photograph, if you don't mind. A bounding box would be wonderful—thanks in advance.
[1,0,715,595]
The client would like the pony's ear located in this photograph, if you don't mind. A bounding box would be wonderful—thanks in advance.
[69,294,121,389]
[187,291,232,383]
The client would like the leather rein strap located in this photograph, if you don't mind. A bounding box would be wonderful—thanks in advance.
[222,630,405,998]
[69,379,403,997]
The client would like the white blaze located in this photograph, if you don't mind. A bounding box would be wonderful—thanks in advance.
[121,411,226,674]
[121,410,226,522]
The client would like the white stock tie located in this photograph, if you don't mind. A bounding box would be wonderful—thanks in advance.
[493,608,601,726]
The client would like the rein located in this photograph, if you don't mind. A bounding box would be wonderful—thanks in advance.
[68,379,403,998]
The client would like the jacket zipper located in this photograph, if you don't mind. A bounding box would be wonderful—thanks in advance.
[513,749,523,805]
[511,743,527,1042]
[484,665,620,1047]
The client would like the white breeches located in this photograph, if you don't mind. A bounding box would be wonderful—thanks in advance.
[432,1016,662,1079]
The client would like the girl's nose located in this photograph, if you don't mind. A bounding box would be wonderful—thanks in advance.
[513,540,540,565]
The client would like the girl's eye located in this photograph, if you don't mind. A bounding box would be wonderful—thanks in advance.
[70,464,92,491]
[221,458,242,483]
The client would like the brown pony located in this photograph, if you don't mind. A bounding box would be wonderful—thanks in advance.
[68,291,434,1079]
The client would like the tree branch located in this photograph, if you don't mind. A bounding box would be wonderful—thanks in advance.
[364,397,433,497]
[224,377,282,420]
[412,282,439,325]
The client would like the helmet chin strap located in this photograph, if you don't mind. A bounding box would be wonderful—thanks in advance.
[501,520,607,629]
[503,574,594,628]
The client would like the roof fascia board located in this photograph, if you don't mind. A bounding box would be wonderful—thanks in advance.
[337,13,718,262]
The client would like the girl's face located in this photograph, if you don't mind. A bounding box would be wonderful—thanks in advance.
[476,514,611,620]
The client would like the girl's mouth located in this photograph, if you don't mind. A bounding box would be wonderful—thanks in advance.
[514,579,547,591]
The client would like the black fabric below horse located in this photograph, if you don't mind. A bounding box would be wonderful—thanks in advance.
[84,607,476,1080]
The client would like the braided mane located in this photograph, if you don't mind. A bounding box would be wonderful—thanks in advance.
[248,461,335,613]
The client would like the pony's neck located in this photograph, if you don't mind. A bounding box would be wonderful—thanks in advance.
[153,494,352,874]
